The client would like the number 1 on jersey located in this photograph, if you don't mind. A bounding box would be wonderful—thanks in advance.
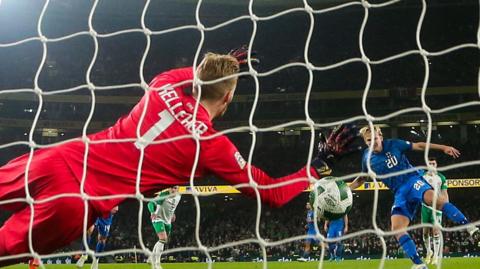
[135,110,175,149]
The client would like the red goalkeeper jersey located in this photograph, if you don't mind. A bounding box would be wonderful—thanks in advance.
[57,67,317,214]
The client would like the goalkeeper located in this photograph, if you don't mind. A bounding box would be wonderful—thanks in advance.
[147,186,181,268]
[0,46,358,266]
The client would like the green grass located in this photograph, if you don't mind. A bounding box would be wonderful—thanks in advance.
[4,258,480,269]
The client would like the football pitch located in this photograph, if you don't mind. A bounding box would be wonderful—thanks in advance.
[4,258,480,269]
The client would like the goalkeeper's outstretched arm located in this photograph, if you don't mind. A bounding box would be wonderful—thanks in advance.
[147,49,359,208]
[201,125,359,208]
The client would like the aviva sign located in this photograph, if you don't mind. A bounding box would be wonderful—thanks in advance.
[179,179,480,194]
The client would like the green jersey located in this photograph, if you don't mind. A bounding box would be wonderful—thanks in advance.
[148,190,181,225]
[421,172,447,224]
[422,171,447,195]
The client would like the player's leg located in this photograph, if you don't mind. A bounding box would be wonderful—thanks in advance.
[90,235,105,269]
[90,256,98,269]
[334,229,344,262]
[0,153,32,213]
[91,224,110,269]
[0,195,93,267]
[422,228,432,264]
[298,228,316,261]
[391,215,424,266]
[77,225,95,268]
[396,177,438,268]
[423,189,479,238]
[311,238,320,259]
[391,185,424,267]
[153,233,167,267]
[327,244,335,261]
[421,205,433,264]
[0,149,35,260]
[326,228,336,261]
[431,212,443,265]
[297,238,311,262]
[334,242,343,262]
[0,149,97,266]
[0,156,32,266]
[96,232,108,254]
[87,225,95,248]
[432,228,441,265]
[151,221,168,268]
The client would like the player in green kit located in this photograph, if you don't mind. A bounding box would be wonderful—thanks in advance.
[421,157,448,265]
[148,186,181,268]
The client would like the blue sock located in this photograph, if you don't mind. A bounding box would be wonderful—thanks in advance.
[81,235,92,251]
[328,243,336,258]
[442,202,468,225]
[87,235,92,248]
[96,242,105,253]
[336,243,343,259]
[303,249,310,258]
[398,234,423,265]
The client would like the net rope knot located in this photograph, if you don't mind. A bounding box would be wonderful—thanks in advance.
[88,29,98,37]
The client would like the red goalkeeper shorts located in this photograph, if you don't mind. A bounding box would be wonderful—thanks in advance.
[0,149,95,266]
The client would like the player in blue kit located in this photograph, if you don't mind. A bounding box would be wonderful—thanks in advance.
[76,206,119,269]
[324,214,348,262]
[298,202,319,262]
[350,126,479,269]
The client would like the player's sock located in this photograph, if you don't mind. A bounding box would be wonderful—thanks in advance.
[96,241,105,253]
[335,243,343,260]
[398,234,423,265]
[153,240,165,264]
[422,233,432,255]
[302,247,310,259]
[433,234,441,260]
[87,235,93,248]
[91,257,99,269]
[80,235,92,252]
[328,243,335,259]
[441,202,468,225]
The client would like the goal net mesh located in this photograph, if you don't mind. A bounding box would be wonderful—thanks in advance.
[0,0,479,268]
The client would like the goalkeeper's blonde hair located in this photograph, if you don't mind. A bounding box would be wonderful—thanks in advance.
[359,125,383,139]
[196,53,239,101]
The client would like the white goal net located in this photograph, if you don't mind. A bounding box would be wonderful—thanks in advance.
[0,0,479,269]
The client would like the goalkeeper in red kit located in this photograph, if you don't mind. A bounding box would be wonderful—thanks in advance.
[0,46,358,266]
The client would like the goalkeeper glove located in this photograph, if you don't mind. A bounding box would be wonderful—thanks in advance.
[228,45,259,74]
[311,124,360,176]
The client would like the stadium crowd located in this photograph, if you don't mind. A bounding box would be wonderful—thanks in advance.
[97,187,480,263]
[0,127,479,263]
[99,128,480,262]
[0,0,478,266]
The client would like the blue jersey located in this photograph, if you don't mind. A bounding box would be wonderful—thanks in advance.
[362,139,422,193]
[95,213,114,237]
[95,213,114,227]
[328,218,344,229]
[306,210,315,231]
[327,218,345,239]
